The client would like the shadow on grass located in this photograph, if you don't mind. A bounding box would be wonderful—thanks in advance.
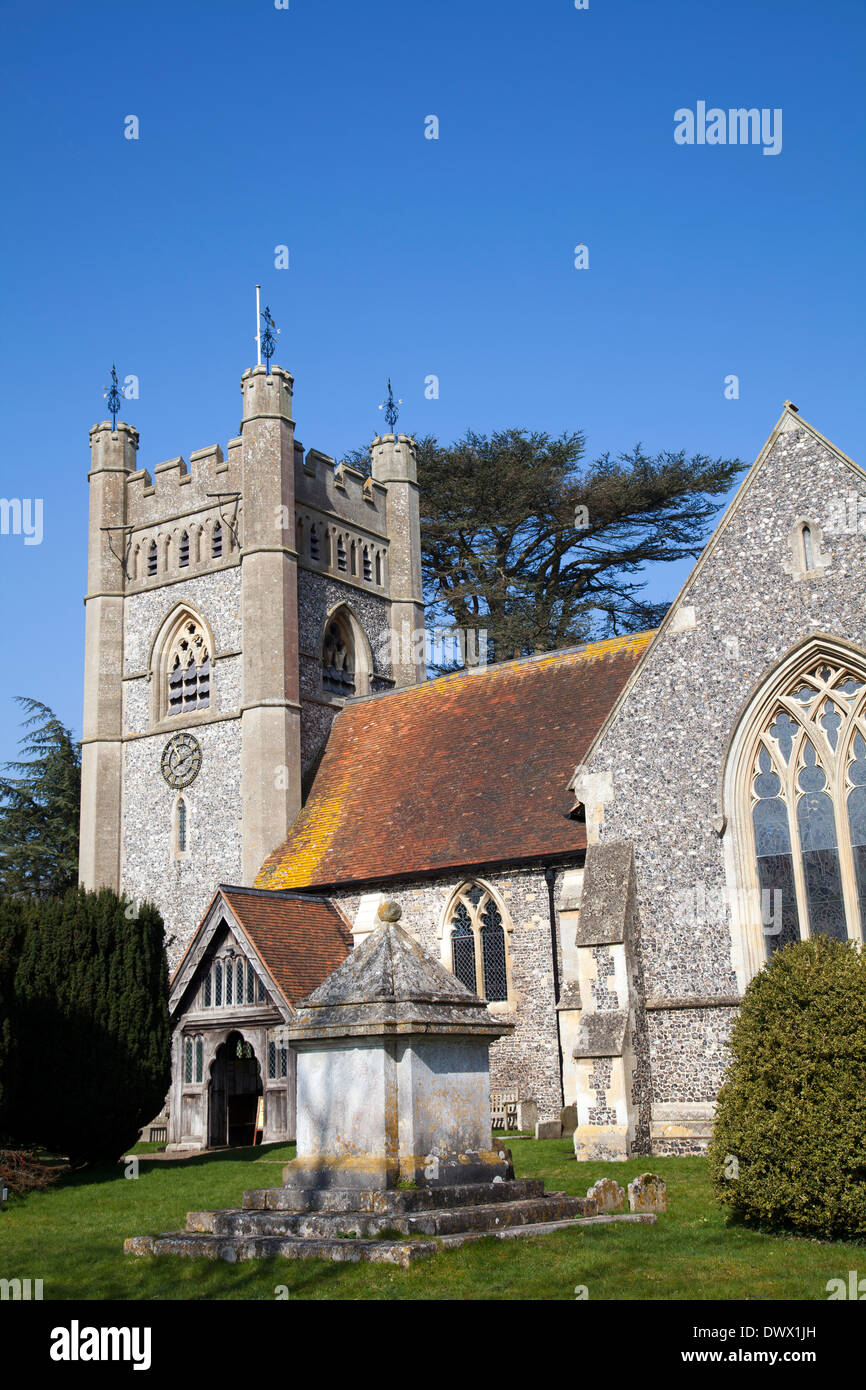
[54,1141,297,1194]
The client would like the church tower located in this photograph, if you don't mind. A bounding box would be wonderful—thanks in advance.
[79,361,425,965]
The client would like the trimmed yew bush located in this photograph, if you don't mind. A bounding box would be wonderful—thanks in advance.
[5,887,170,1164]
[708,934,866,1240]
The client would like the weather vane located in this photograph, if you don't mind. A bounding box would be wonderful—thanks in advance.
[103,365,122,432]
[378,378,402,434]
[260,304,280,370]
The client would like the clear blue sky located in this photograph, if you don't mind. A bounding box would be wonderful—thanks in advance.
[0,0,864,767]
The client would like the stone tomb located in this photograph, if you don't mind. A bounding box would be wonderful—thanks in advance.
[126,905,649,1265]
[281,901,511,1190]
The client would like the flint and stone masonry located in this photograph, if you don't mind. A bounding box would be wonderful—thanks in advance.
[570,407,866,1154]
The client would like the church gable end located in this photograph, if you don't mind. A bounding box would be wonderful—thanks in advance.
[566,407,866,1154]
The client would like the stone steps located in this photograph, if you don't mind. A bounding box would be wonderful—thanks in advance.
[241,1177,546,1213]
[123,1231,438,1267]
[124,1209,656,1268]
[124,1178,646,1266]
[187,1192,590,1240]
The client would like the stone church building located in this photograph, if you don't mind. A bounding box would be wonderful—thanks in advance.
[79,361,866,1157]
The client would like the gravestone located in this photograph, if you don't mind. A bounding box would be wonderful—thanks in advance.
[586,1177,625,1213]
[560,1103,578,1133]
[535,1120,562,1140]
[517,1099,538,1133]
[628,1173,667,1213]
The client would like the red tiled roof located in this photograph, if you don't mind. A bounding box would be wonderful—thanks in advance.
[256,632,655,891]
[218,887,352,1007]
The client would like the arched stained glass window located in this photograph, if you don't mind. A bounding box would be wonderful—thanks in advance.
[847,732,866,928]
[451,903,477,992]
[748,658,866,956]
[448,884,511,1003]
[480,899,508,1002]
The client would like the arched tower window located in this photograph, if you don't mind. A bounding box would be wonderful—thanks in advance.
[801,523,815,572]
[176,797,188,854]
[350,541,357,576]
[310,525,320,561]
[212,522,223,559]
[734,654,866,964]
[322,611,355,696]
[445,883,511,1004]
[147,541,158,577]
[165,615,211,716]
[375,551,382,586]
[362,546,372,582]
[179,531,190,568]
[336,535,347,572]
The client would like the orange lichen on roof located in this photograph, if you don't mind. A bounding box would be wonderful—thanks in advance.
[256,630,656,892]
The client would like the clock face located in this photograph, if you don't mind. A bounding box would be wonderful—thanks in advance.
[161,733,203,789]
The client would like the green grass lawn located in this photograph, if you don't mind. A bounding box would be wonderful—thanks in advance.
[0,1138,859,1300]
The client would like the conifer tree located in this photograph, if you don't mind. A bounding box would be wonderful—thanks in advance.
[9,888,170,1163]
[344,429,743,661]
[0,895,31,1140]
[0,699,81,897]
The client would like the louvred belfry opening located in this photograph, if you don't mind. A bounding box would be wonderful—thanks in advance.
[167,618,210,714]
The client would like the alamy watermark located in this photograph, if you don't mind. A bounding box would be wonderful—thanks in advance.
[0,498,43,546]
[674,103,782,157]
[671,881,783,937]
[824,493,866,535]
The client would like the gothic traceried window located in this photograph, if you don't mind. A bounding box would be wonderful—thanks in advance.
[167,618,210,715]
[748,659,866,956]
[448,884,510,1003]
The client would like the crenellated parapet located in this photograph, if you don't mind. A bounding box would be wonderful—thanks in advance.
[122,440,243,589]
[295,445,388,533]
